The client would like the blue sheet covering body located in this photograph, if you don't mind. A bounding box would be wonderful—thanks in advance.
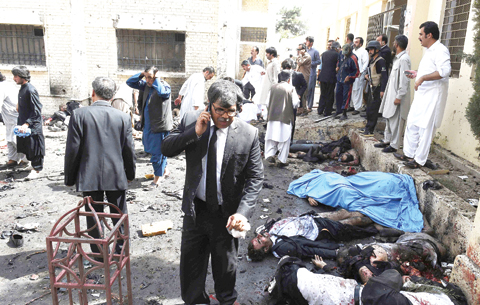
[287,170,424,232]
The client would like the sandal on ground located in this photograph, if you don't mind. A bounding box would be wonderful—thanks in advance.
[393,153,412,161]
[144,182,159,191]
[404,160,422,169]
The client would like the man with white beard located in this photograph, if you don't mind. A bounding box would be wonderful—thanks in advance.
[395,21,451,169]
[351,37,369,115]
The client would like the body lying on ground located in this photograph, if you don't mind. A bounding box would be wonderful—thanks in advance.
[269,257,466,305]
[247,212,378,261]
[288,170,424,232]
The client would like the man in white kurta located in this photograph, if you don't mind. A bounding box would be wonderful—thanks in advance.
[257,47,281,109]
[264,71,299,166]
[377,35,411,153]
[402,22,451,168]
[175,67,215,119]
[0,75,27,167]
[352,37,369,113]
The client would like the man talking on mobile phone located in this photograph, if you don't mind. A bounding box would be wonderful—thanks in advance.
[162,80,264,305]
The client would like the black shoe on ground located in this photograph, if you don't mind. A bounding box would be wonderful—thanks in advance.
[382,146,397,153]
[339,114,348,121]
[347,107,354,112]
[351,110,360,115]
[374,142,389,148]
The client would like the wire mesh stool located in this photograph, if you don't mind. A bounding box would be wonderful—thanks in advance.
[46,196,132,304]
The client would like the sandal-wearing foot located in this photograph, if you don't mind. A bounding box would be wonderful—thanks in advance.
[405,160,422,169]
[393,153,412,161]
[382,146,397,153]
[144,182,159,191]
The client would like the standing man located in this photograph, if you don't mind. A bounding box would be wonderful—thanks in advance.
[248,46,264,68]
[12,66,45,180]
[127,66,172,189]
[345,33,354,47]
[265,71,300,167]
[305,36,321,113]
[363,40,388,136]
[162,80,264,305]
[396,21,451,169]
[281,58,307,141]
[257,47,281,111]
[376,35,411,153]
[65,76,136,255]
[377,34,392,74]
[296,43,312,114]
[318,41,341,116]
[175,67,215,119]
[0,72,27,169]
[351,37,369,115]
[335,44,358,121]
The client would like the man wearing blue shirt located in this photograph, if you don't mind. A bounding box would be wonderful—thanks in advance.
[335,44,358,121]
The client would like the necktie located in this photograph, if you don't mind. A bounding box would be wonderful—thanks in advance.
[206,126,219,211]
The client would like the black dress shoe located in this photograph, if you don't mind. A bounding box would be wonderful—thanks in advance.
[347,107,354,112]
[374,142,389,148]
[351,110,360,115]
[405,160,421,169]
[382,146,397,153]
[339,114,348,121]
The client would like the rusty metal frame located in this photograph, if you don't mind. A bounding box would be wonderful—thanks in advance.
[46,196,132,305]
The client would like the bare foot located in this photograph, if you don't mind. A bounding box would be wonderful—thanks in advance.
[307,197,318,207]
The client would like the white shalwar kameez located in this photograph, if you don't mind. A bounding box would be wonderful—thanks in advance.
[178,73,206,119]
[258,58,281,106]
[242,65,265,115]
[403,41,450,165]
[0,82,26,162]
[264,87,299,164]
[352,47,369,110]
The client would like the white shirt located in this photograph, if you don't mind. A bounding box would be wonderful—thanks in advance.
[407,40,451,129]
[179,73,206,119]
[353,47,369,75]
[195,121,229,205]
[269,215,319,253]
[0,82,20,143]
[242,65,265,90]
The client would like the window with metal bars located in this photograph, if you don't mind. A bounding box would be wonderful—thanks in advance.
[0,24,46,66]
[441,0,472,78]
[240,27,267,43]
[116,29,185,72]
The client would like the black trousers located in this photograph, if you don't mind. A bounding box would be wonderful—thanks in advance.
[181,198,238,305]
[242,82,256,100]
[317,82,336,115]
[365,86,382,133]
[291,108,297,142]
[82,190,127,255]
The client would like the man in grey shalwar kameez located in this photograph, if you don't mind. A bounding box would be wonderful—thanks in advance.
[376,35,411,153]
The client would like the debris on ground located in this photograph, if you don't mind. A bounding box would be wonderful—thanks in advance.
[142,220,173,237]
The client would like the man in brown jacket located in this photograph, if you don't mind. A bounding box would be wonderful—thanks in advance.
[264,71,300,167]
[296,43,311,114]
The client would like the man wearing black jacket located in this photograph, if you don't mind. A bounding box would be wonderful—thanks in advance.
[377,34,392,74]
[247,214,377,262]
[65,76,136,254]
[317,41,341,116]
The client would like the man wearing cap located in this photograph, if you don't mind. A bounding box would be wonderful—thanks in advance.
[11,66,45,180]
[363,40,388,136]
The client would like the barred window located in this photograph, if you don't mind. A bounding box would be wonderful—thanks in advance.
[345,18,351,40]
[441,0,472,78]
[0,24,46,66]
[240,27,267,43]
[116,29,185,72]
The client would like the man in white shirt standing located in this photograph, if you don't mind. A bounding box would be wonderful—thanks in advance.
[351,37,369,115]
[175,67,215,119]
[257,47,281,111]
[396,21,451,168]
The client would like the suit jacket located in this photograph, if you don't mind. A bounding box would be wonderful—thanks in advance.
[379,45,392,73]
[64,101,136,192]
[318,49,339,83]
[271,235,338,259]
[292,71,307,98]
[161,110,264,219]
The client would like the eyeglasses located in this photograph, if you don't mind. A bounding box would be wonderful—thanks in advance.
[211,103,237,117]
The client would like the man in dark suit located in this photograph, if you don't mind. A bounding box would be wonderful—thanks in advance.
[162,80,264,305]
[317,42,341,116]
[281,58,306,141]
[377,34,392,74]
[64,76,136,254]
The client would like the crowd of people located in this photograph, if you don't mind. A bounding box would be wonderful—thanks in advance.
[0,18,457,305]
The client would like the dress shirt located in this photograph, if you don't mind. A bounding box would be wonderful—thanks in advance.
[353,47,369,75]
[196,121,229,204]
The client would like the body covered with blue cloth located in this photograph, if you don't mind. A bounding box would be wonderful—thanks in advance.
[287,170,423,232]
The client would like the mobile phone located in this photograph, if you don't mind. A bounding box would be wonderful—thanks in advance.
[207,102,212,113]
[404,71,413,75]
